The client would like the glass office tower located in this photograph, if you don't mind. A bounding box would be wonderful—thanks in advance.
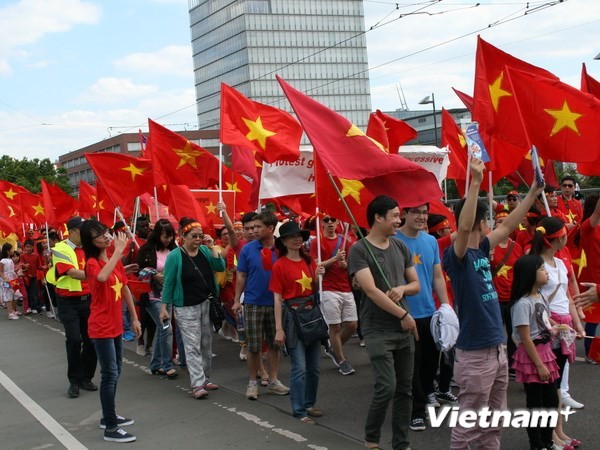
[189,0,371,131]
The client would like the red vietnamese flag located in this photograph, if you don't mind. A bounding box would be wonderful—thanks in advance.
[220,83,302,163]
[41,180,77,226]
[231,145,262,209]
[78,180,97,219]
[505,67,600,164]
[148,119,222,188]
[85,153,155,207]
[276,75,443,206]
[453,87,529,183]
[577,64,600,175]
[453,87,474,112]
[314,155,372,228]
[442,108,468,183]
[506,151,559,188]
[19,192,46,224]
[370,110,417,153]
[473,36,558,148]
[366,113,390,152]
[581,63,600,99]
[0,180,28,222]
[0,217,16,234]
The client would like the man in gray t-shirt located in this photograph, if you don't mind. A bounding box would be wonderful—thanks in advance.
[348,195,420,450]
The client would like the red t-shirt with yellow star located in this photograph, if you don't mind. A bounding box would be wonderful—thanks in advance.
[269,257,316,301]
[85,257,128,339]
[491,239,523,301]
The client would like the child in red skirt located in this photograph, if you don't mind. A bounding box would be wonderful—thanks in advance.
[510,254,560,450]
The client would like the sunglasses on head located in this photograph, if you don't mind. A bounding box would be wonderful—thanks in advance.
[322,217,337,223]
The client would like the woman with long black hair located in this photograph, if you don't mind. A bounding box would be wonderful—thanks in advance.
[81,220,141,443]
[137,219,178,378]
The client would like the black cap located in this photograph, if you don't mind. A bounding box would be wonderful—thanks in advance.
[66,216,85,230]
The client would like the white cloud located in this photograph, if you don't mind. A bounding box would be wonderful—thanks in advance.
[76,77,158,103]
[113,45,193,77]
[0,0,101,73]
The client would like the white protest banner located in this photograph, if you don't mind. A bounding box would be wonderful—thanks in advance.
[259,146,315,199]
[399,145,449,186]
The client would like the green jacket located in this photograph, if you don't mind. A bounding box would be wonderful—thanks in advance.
[161,246,225,307]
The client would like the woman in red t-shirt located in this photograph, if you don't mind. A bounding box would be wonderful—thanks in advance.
[81,221,141,443]
[271,221,324,424]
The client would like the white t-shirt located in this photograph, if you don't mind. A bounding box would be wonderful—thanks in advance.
[541,257,570,316]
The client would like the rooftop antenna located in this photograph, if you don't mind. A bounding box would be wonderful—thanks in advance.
[395,82,409,111]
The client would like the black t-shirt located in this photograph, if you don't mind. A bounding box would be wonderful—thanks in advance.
[181,251,214,307]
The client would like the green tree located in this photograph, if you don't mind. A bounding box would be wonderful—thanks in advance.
[0,155,71,194]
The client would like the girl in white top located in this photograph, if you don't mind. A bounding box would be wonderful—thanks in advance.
[1,243,19,320]
[531,216,584,449]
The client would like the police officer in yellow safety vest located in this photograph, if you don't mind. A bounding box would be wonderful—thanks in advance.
[47,216,98,399]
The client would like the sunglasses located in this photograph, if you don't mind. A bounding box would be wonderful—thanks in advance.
[322,217,337,223]
[562,184,574,188]
[189,233,203,239]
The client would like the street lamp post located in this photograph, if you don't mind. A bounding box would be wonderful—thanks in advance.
[419,93,438,147]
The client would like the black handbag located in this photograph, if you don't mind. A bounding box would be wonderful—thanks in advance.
[284,263,328,345]
[182,248,226,326]
[285,296,329,345]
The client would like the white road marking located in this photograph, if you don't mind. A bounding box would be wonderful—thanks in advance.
[0,369,87,450]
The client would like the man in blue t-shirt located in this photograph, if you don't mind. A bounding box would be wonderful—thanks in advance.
[233,211,290,400]
[395,203,452,432]
[442,158,543,450]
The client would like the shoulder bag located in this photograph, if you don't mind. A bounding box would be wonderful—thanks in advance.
[182,248,226,325]
[284,262,329,345]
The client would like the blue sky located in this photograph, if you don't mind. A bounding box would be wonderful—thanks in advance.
[1,0,599,161]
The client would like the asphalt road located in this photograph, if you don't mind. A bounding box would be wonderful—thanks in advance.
[1,314,598,450]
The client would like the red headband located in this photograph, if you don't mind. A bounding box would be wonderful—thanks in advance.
[428,219,450,233]
[181,222,202,234]
[536,225,566,247]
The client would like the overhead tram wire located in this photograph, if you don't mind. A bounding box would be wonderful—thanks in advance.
[82,0,569,136]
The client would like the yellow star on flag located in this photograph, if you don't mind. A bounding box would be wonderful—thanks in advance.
[121,162,146,181]
[3,188,18,200]
[32,203,45,216]
[205,202,217,215]
[339,178,365,203]
[294,271,313,293]
[565,210,576,223]
[91,194,97,209]
[488,71,512,112]
[79,258,86,269]
[7,205,15,217]
[571,249,587,278]
[226,181,241,192]
[544,100,582,137]
[111,277,123,301]
[173,141,202,169]
[98,200,105,210]
[458,133,466,148]
[413,254,422,265]
[346,124,387,153]
[525,150,545,167]
[243,116,276,150]
[496,264,512,279]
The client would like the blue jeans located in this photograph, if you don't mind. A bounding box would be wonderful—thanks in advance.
[145,301,173,371]
[288,339,320,418]
[93,336,123,430]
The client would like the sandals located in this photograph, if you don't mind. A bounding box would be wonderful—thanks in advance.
[192,386,208,399]
[151,369,178,379]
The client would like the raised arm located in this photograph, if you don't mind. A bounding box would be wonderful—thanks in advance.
[453,158,485,260]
